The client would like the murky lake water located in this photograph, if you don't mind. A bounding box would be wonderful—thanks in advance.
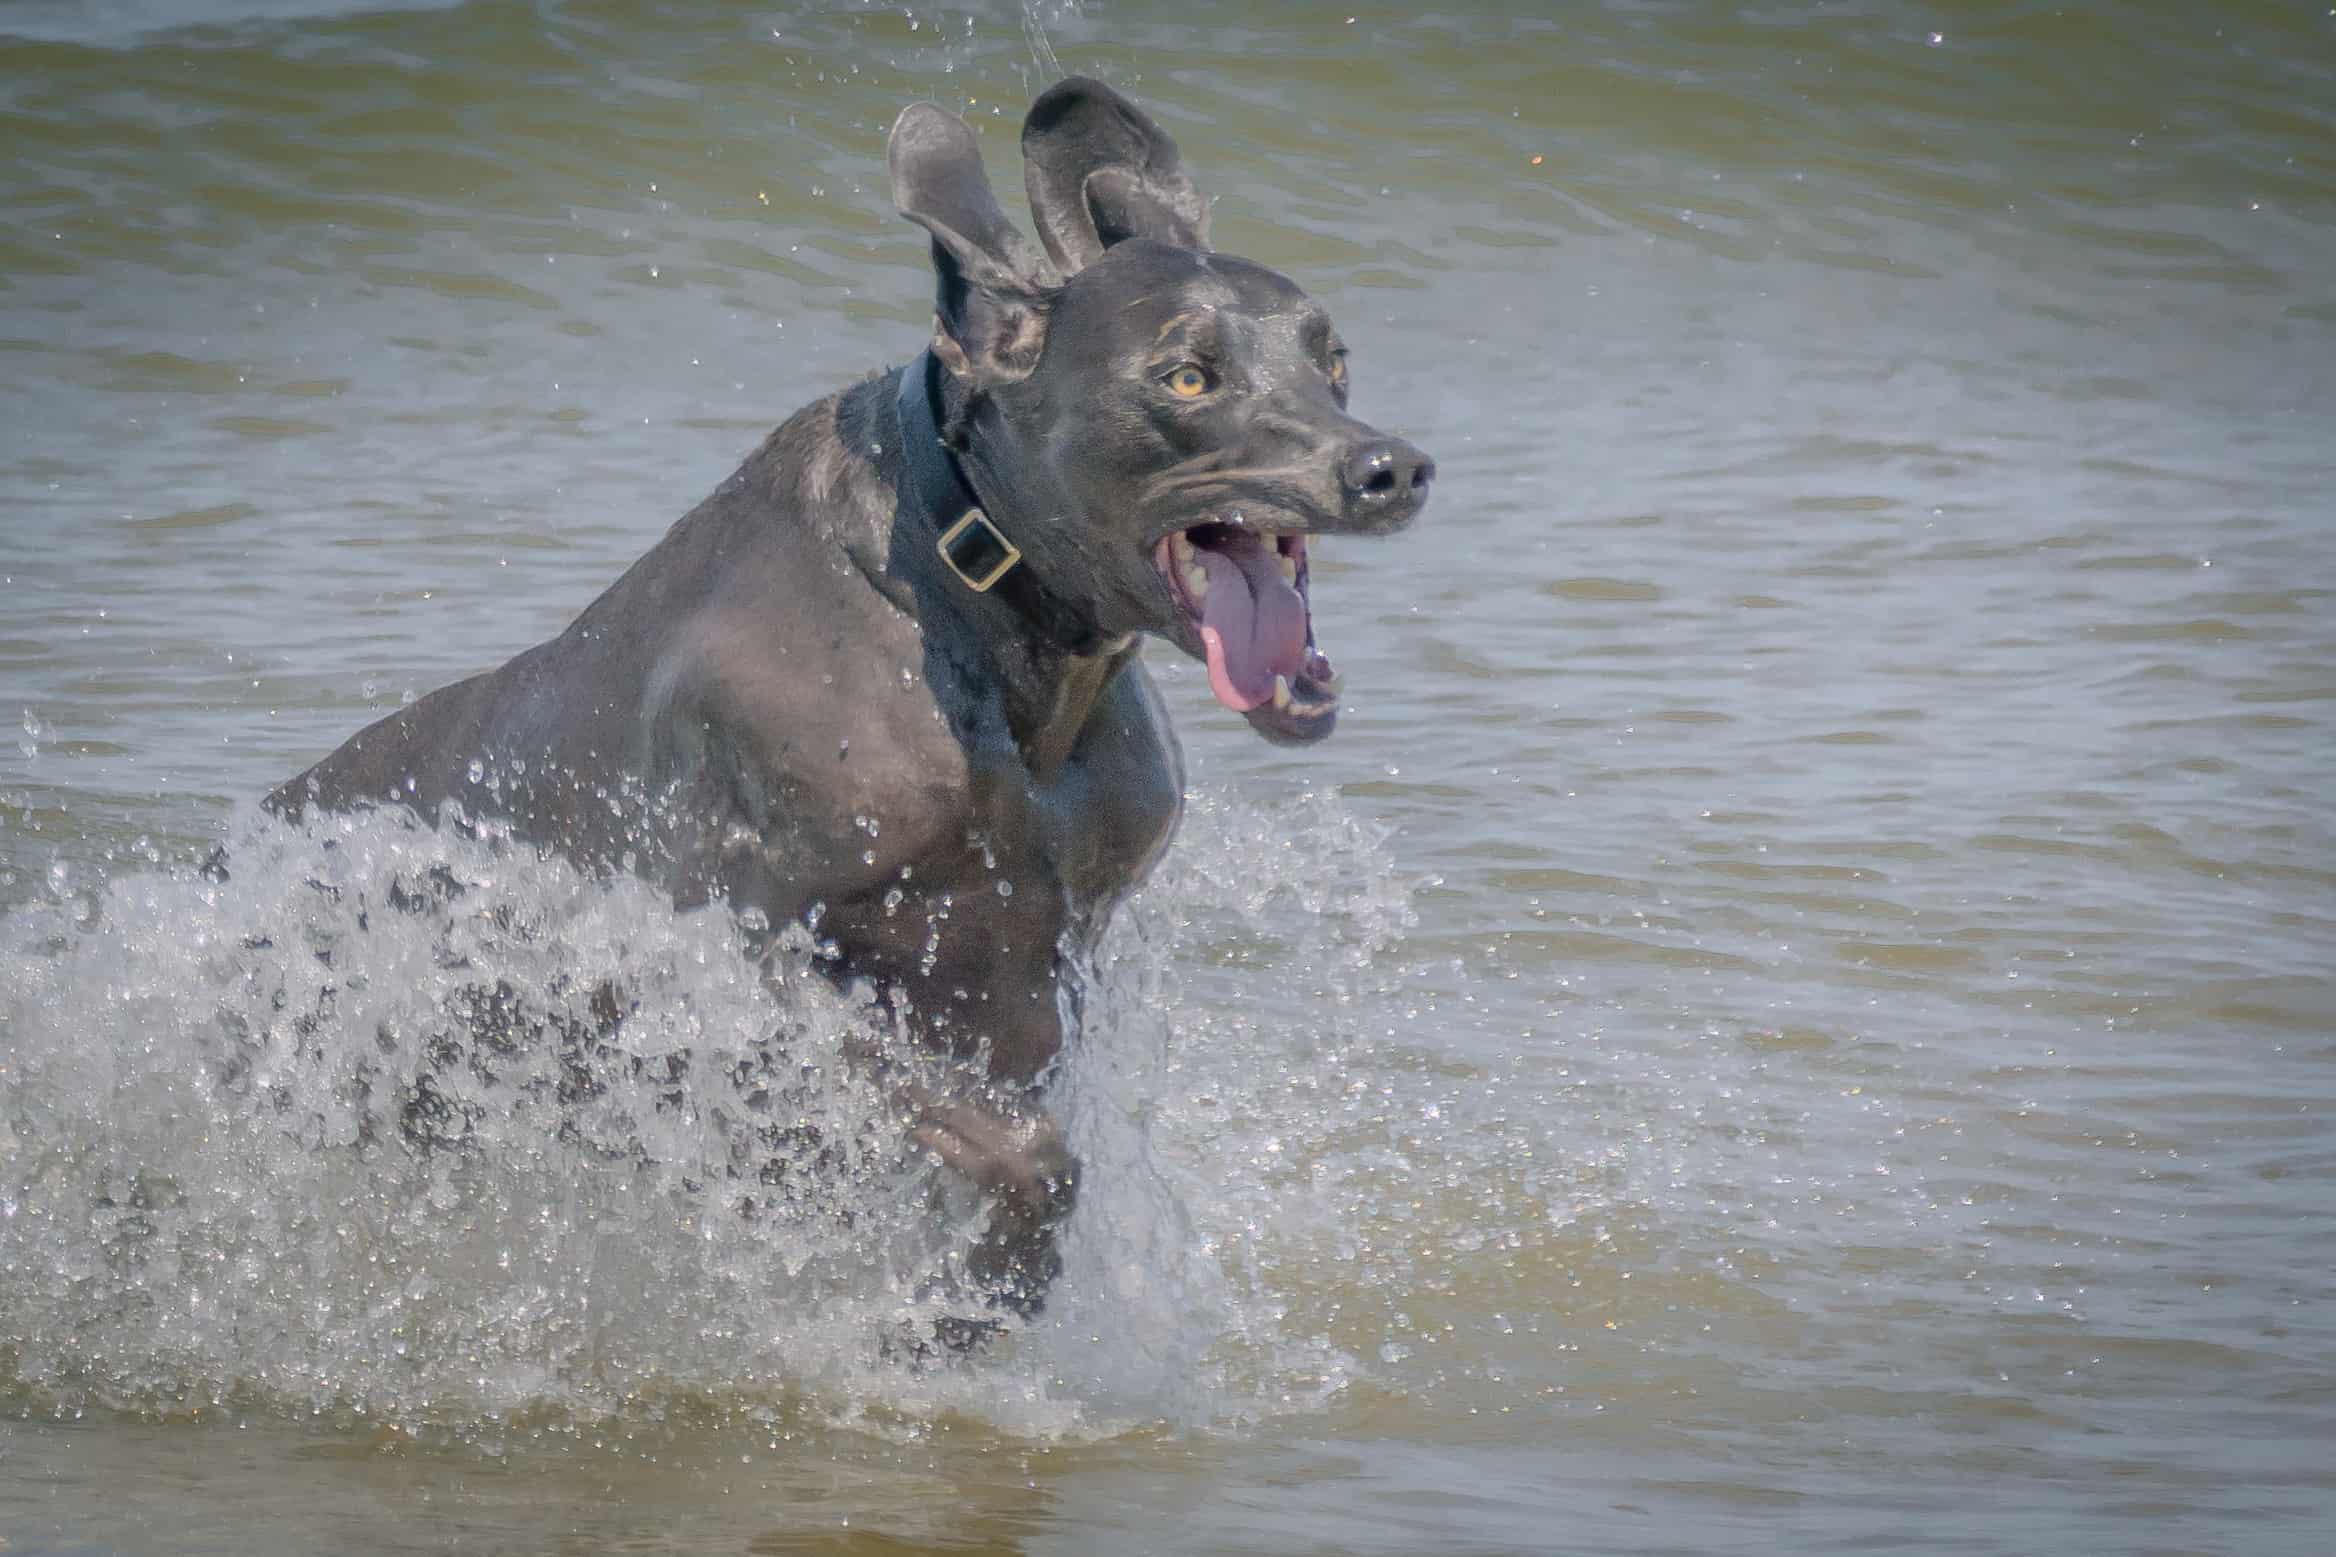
[4,1,2333,1552]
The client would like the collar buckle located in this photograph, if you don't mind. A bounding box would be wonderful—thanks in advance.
[936,508,1022,593]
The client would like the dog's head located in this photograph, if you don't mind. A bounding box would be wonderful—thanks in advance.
[887,78,1432,746]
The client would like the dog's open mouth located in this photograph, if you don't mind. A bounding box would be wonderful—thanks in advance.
[1154,520,1340,741]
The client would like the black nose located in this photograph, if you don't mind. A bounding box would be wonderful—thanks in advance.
[1339,437,1435,526]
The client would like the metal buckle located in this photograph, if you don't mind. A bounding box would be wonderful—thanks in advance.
[936,508,1021,593]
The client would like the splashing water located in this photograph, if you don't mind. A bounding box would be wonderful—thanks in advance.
[0,784,1419,1439]
[1021,0,1067,79]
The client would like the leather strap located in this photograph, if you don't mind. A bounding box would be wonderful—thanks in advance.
[893,351,1107,656]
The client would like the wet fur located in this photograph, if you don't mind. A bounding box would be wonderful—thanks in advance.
[265,78,1430,1325]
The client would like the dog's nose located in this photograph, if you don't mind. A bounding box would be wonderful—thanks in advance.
[1339,437,1435,526]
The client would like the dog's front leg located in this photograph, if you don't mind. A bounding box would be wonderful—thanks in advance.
[832,1022,1078,1318]
[908,1089,1078,1318]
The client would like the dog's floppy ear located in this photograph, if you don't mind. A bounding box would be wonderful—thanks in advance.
[889,102,1059,384]
[1021,76,1211,274]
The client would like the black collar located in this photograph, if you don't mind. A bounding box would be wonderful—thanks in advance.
[893,351,1107,656]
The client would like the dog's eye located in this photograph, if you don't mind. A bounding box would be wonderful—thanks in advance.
[1328,350,1349,389]
[1164,364,1213,398]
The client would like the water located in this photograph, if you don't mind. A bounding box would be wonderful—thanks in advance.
[4,1,2333,1551]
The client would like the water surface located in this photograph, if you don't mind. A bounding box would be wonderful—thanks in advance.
[4,2,2333,1552]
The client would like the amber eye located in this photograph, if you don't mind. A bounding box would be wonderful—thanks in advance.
[1165,364,1212,398]
[1328,349,1349,389]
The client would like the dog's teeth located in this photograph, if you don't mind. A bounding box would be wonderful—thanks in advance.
[1183,563,1209,598]
[1271,675,1292,711]
[1277,551,1298,585]
[1169,530,1196,564]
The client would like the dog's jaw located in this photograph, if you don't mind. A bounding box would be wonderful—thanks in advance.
[1152,521,1342,744]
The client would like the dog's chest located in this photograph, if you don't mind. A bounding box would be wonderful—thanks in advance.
[811,664,1179,1079]
[974,661,1184,927]
[1023,745,1171,918]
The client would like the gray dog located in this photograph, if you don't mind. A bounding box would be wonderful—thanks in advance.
[268,78,1433,1319]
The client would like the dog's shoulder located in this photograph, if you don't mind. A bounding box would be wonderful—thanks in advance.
[646,587,974,872]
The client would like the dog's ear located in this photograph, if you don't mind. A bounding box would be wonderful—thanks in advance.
[1021,76,1211,274]
[888,102,1058,384]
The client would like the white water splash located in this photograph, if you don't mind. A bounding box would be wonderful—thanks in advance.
[1021,0,1068,78]
[0,784,1419,1440]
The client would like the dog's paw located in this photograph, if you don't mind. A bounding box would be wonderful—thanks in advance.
[911,1099,1079,1225]
[903,1091,1077,1317]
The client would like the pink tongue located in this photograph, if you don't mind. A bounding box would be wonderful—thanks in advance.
[1195,540,1309,711]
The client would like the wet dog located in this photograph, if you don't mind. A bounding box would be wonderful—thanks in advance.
[267,78,1433,1318]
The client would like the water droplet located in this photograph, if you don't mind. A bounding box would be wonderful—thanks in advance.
[466,759,484,784]
[995,879,1013,898]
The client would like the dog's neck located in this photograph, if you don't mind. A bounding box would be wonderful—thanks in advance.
[873,355,1135,778]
